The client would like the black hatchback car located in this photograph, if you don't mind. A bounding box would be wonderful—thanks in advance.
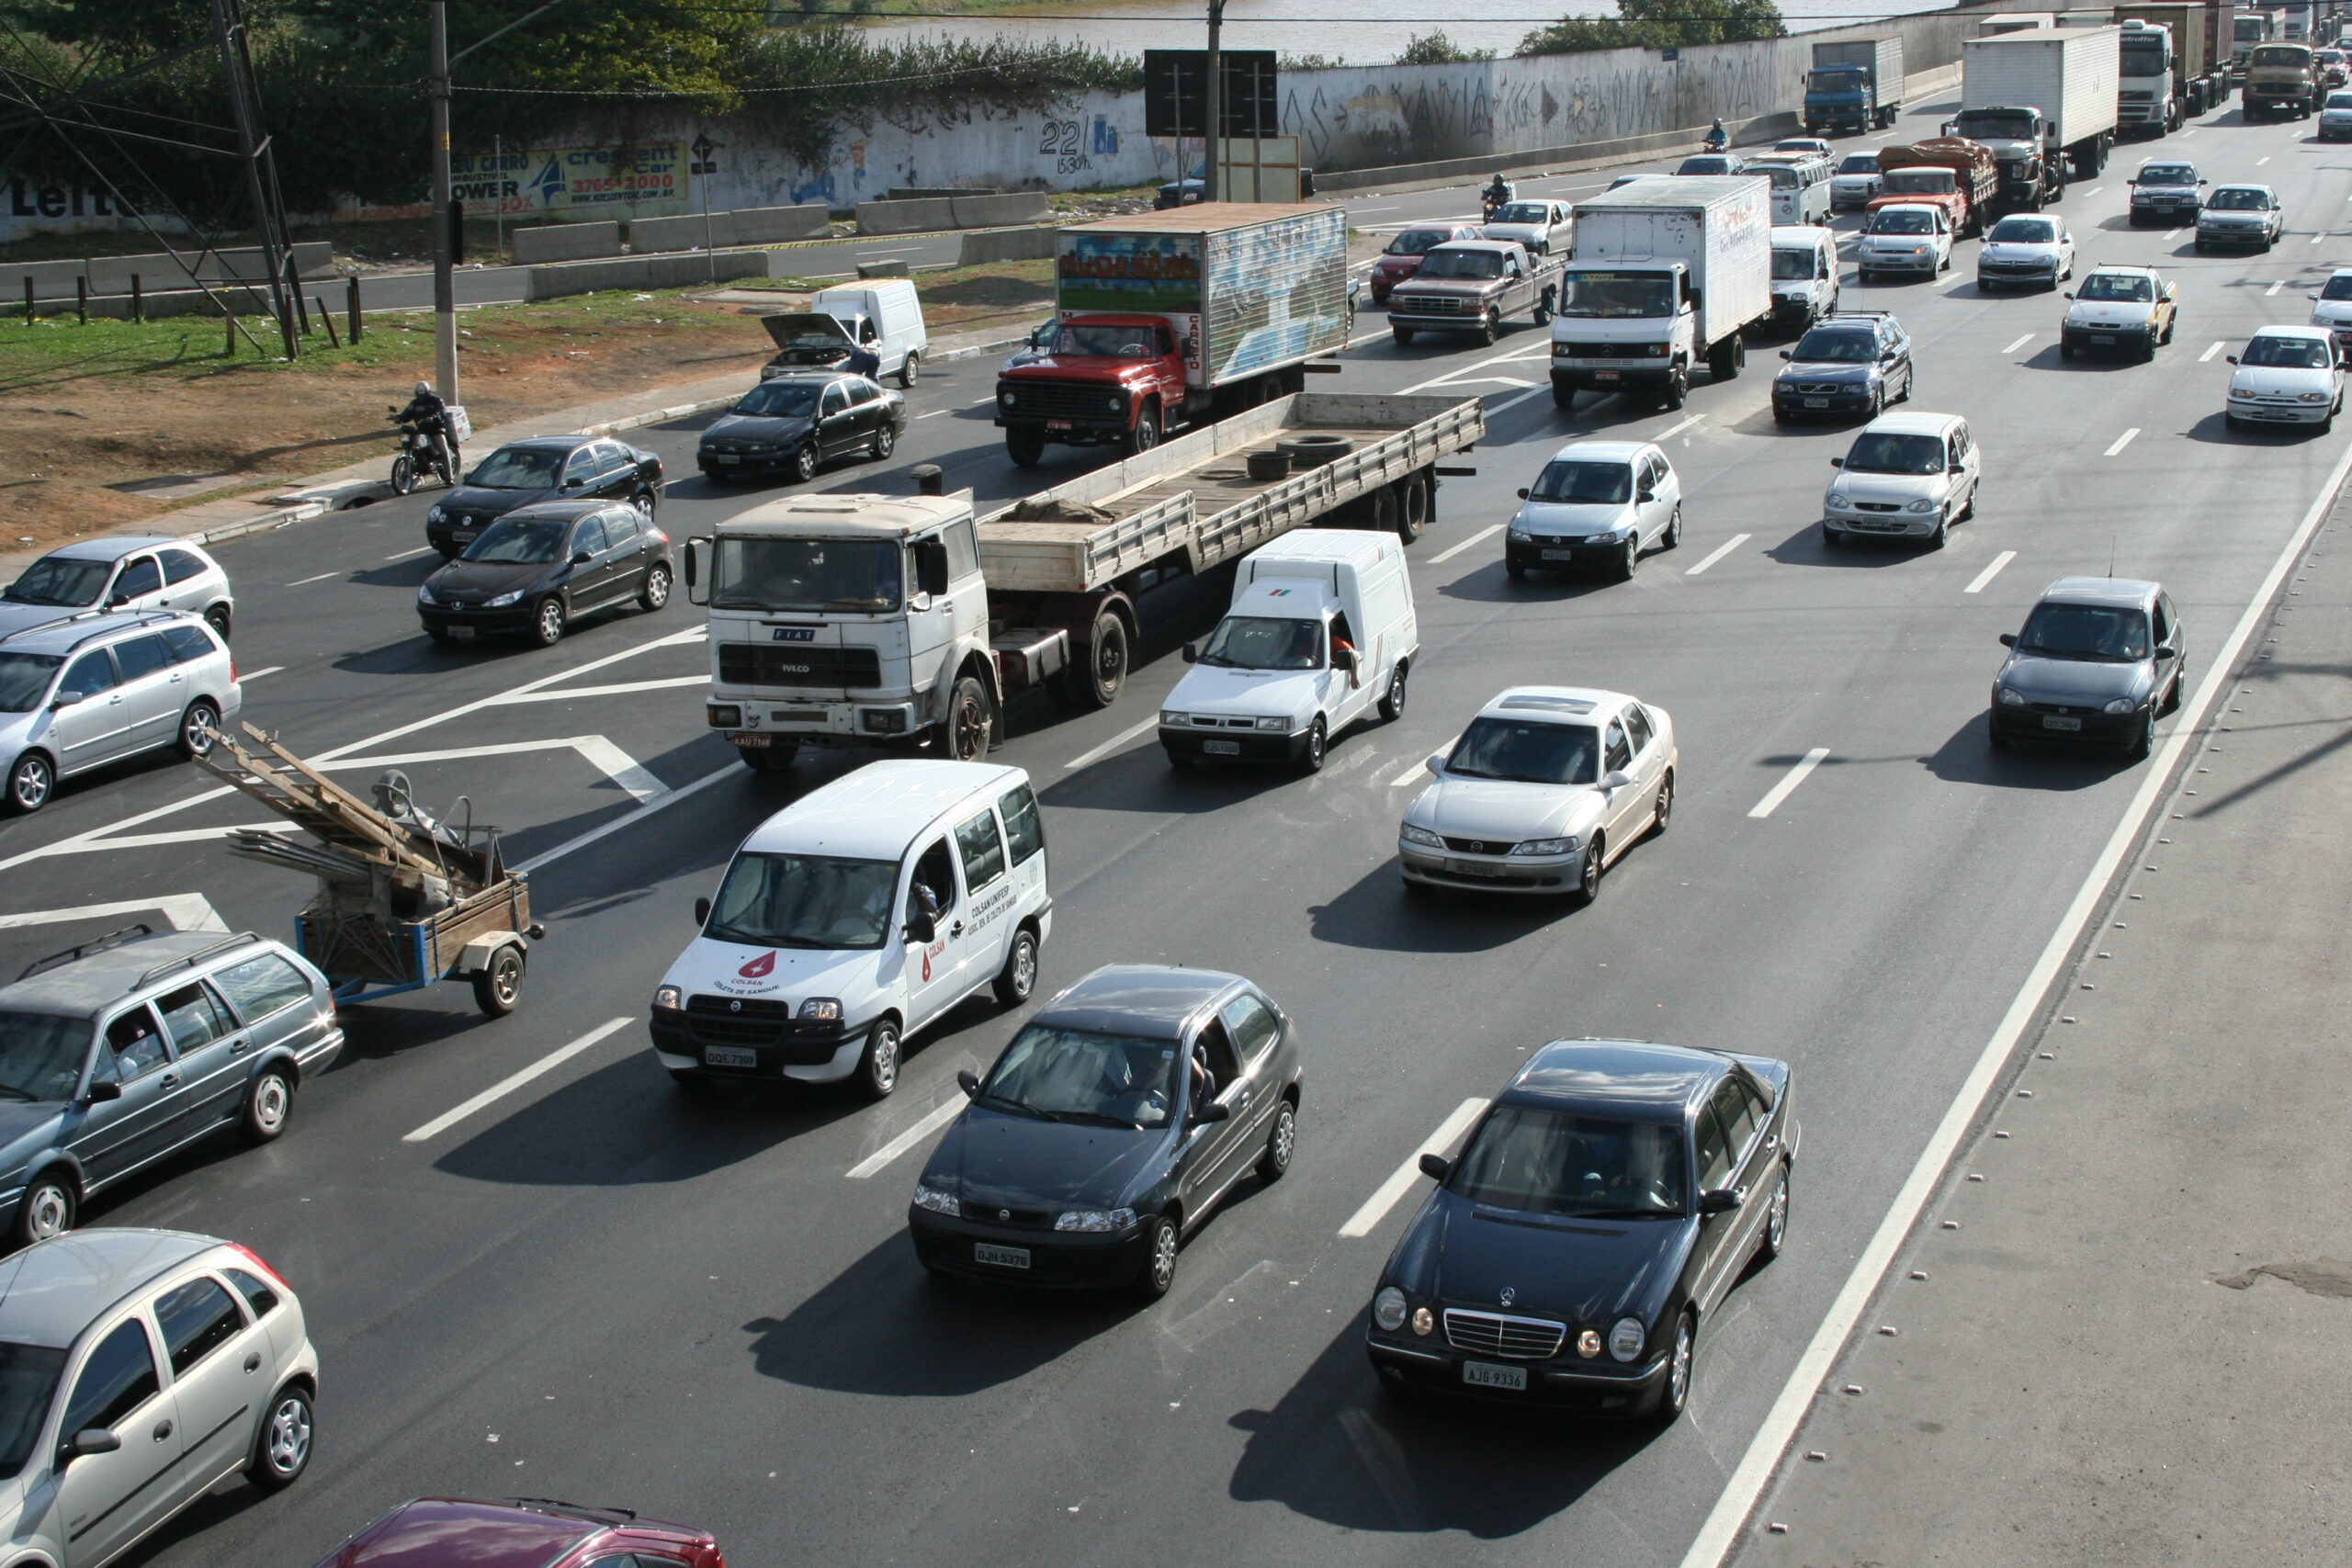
[909,964,1303,1300]
[696,372,906,485]
[1365,1039,1796,1420]
[426,435,663,558]
[417,500,674,648]
[1772,311,1914,424]
[1989,576,2184,758]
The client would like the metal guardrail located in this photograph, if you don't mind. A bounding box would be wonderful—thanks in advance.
[1082,491,1200,583]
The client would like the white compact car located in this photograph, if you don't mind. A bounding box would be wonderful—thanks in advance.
[2060,265,2177,362]
[1505,440,1683,582]
[2225,327,2346,432]
[2310,268,2352,346]
[1976,214,2074,290]
[2195,184,2283,251]
[1482,198,1575,256]
[2319,86,2352,137]
[1,536,235,644]
[1829,152,1884,210]
[1856,204,1952,280]
[1821,411,1981,549]
[1398,686,1677,903]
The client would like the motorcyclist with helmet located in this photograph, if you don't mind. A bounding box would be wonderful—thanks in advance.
[1482,172,1516,222]
[1703,118,1729,153]
[392,379,458,484]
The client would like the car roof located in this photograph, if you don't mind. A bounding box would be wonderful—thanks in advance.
[1475,684,1630,724]
[2213,183,2278,194]
[37,536,181,564]
[1544,439,1652,464]
[1770,225,1834,245]
[737,761,1024,862]
[0,929,266,1019]
[0,608,200,656]
[330,1497,601,1568]
[1502,1040,1732,1124]
[2252,323,2332,340]
[1860,410,1962,436]
[1031,964,1245,1041]
[2085,262,2159,276]
[0,1230,225,1349]
[2137,159,2197,171]
[2039,575,2160,608]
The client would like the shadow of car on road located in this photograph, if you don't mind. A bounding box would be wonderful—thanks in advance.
[1762,519,1918,569]
[1307,858,1596,954]
[1918,714,2143,790]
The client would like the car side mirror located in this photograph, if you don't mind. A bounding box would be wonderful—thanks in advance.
[1419,1152,1452,1182]
[1181,642,1198,663]
[1517,487,1530,498]
[65,1427,120,1461]
[956,1069,980,1099]
[1332,646,1358,672]
[2227,355,2240,365]
[1999,632,2018,648]
[571,550,592,566]
[2310,294,2322,301]
[914,539,950,598]
[1601,769,1634,791]
[49,691,83,710]
[1191,1100,1231,1125]
[107,593,130,609]
[1637,486,1655,502]
[1778,349,1792,360]
[694,896,711,926]
[1949,462,1966,474]
[83,1080,121,1104]
[1425,752,1447,777]
[1828,457,1844,468]
[1697,1188,1741,1215]
[560,478,583,491]
[2063,290,2075,300]
[905,910,936,946]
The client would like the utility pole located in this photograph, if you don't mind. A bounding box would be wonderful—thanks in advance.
[1204,0,1224,202]
[209,0,296,358]
[429,0,458,402]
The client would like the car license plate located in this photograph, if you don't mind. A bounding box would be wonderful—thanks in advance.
[1542,548,1576,561]
[1204,739,1240,755]
[704,1046,757,1068]
[1447,859,1505,877]
[713,455,740,464]
[453,531,476,545]
[729,733,772,749]
[2042,715,2083,732]
[2091,333,2115,344]
[445,626,474,640]
[1593,369,1620,380]
[1462,1360,1528,1390]
[974,1243,1031,1269]
[1804,397,1829,409]
[1046,420,1073,431]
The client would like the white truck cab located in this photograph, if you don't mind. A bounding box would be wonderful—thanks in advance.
[650,760,1050,1100]
[1159,529,1417,773]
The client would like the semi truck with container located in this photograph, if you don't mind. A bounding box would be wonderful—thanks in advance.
[1983,12,2058,34]
[1549,177,1772,413]
[2113,5,2233,130]
[1804,36,1906,132]
[1948,28,2122,211]
[994,202,1351,469]
[2244,39,2322,114]
[683,391,1484,769]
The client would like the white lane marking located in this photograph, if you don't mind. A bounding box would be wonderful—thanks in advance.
[2200,340,2226,362]
[968,396,994,404]
[0,895,225,933]
[1339,1098,1490,1237]
[1684,532,1751,576]
[383,545,435,562]
[1065,715,1161,772]
[402,1018,633,1144]
[488,673,707,704]
[1676,417,2352,1568]
[2177,126,2198,137]
[324,736,665,801]
[2256,155,2271,165]
[846,1095,969,1179]
[514,763,734,875]
[2314,231,2332,245]
[2267,280,2286,297]
[916,409,951,419]
[2084,186,2104,198]
[1747,747,1831,819]
[1963,549,2018,594]
[1487,386,1548,417]
[2105,427,2141,457]
[1350,204,1398,214]
[285,571,338,587]
[1430,524,1504,565]
[1443,375,1538,389]
[2002,333,2034,354]
[237,666,283,683]
[1388,736,1455,789]
[1399,339,1555,395]
[1656,412,1703,441]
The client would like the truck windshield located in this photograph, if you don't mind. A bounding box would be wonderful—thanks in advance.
[1528,460,1633,504]
[1417,249,1504,279]
[1842,433,1947,475]
[2120,39,2168,74]
[704,852,899,951]
[1557,272,1675,318]
[712,536,901,614]
[1955,110,2036,140]
[1771,248,1819,281]
[1197,615,1324,671]
[1806,67,1862,92]
[1051,324,1159,357]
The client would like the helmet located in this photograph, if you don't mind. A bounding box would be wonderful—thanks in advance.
[413,379,432,396]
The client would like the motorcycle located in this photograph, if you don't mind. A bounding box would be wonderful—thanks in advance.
[388,408,456,494]
[1702,131,1730,154]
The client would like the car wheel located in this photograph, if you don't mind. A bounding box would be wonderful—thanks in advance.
[947,675,991,762]
[1568,836,1605,907]
[1258,1098,1296,1182]
[2162,668,2185,716]
[1927,511,1949,550]
[1758,1164,1790,1262]
[1378,660,1408,723]
[1133,1214,1180,1301]
[247,1383,314,1492]
[1650,770,1674,837]
[632,490,657,520]
[855,1016,901,1101]
[1392,325,1415,347]
[2128,708,2156,761]
[639,563,673,613]
[240,1067,294,1145]
[4,750,54,816]
[176,698,220,761]
[899,351,921,389]
[1822,523,1844,549]
[793,443,820,483]
[205,604,232,641]
[2225,412,2247,432]
[1297,716,1328,774]
[1506,556,1528,581]
[993,925,1039,1008]
[1988,715,2010,750]
[1654,1312,1695,1424]
[472,943,525,1016]
[1662,504,1682,549]
[531,596,566,648]
[1614,535,1639,581]
[10,1171,74,1246]
[871,423,897,461]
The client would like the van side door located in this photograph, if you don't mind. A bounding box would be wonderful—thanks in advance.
[900,837,970,1030]
[49,649,135,773]
[951,807,1013,985]
[997,781,1048,921]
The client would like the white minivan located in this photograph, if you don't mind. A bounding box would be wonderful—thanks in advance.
[1749,154,1834,226]
[650,760,1050,1100]
[1159,529,1417,773]
[819,280,929,387]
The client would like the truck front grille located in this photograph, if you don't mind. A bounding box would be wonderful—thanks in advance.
[1394,293,1474,315]
[717,643,883,688]
[1000,382,1124,421]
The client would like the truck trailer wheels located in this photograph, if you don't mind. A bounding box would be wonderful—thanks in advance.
[1057,611,1130,710]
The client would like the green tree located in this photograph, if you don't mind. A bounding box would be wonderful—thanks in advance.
[1396,31,1494,65]
[1517,0,1785,56]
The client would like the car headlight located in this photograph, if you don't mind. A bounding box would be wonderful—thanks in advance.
[1256,716,1288,732]
[1906,499,1937,514]
[1160,710,1188,727]
[2304,391,2330,402]
[417,584,437,604]
[912,1184,960,1217]
[1373,1286,1409,1332]
[653,984,684,1010]
[1400,823,1445,849]
[1609,1316,1646,1362]
[1105,395,1123,412]
[1508,526,1532,543]
[798,997,842,1022]
[2103,696,2138,715]
[427,505,446,523]
[1510,836,1579,856]
[1826,491,1849,508]
[1997,686,2028,707]
[1054,1206,1136,1233]
[1001,390,1017,407]
[1410,1305,1435,1337]
[482,589,526,607]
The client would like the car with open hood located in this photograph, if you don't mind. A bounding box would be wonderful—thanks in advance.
[1504,441,1683,581]
[1820,410,1979,548]
[1367,223,1485,303]
[1990,577,2184,758]
[696,371,905,484]
[1364,1039,1795,1419]
[1397,685,1676,902]
[0,538,233,645]
[1975,213,2074,290]
[1772,310,1914,423]
[2199,183,2283,251]
[2061,265,2177,361]
[424,435,662,558]
[2224,325,2345,430]
[1855,202,1952,279]
[416,500,673,649]
[908,964,1302,1300]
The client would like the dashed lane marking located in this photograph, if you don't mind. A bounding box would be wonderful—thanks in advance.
[1684,533,1752,576]
[1964,549,2018,594]
[1065,715,1162,773]
[2201,340,2227,362]
[1429,524,1504,566]
[238,666,283,683]
[2105,427,2141,457]
[1340,1097,1491,1237]
[1748,747,1831,819]
[383,545,436,562]
[285,571,338,587]
[2002,333,2034,354]
[846,1096,970,1179]
[402,1018,634,1144]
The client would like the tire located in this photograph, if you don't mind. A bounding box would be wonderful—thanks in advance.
[854,1016,901,1101]
[1257,1098,1296,1182]
[639,562,673,613]
[1822,524,1844,549]
[390,454,415,495]
[738,741,798,773]
[1758,1164,1790,1262]
[530,596,565,648]
[239,1067,294,1145]
[2226,412,2246,432]
[792,443,820,484]
[1378,660,1408,723]
[1567,836,1604,906]
[1653,1312,1695,1424]
[631,489,657,520]
[1478,310,1500,346]
[10,1171,74,1246]
[1552,380,1577,411]
[899,351,921,389]
[870,423,897,461]
[4,750,54,816]
[1006,428,1046,468]
[1395,473,1429,544]
[2127,708,2155,761]
[1661,504,1682,550]
[2060,343,2075,361]
[1988,716,2010,750]
[1927,512,1949,550]
[1506,556,1529,581]
[1613,535,1638,582]
[246,1384,313,1492]
[1296,716,1328,774]
[205,604,232,641]
[1392,325,1415,347]
[472,943,524,1016]
[1125,402,1162,457]
[993,925,1039,1008]
[1708,333,1745,382]
[175,698,220,761]
[1661,367,1688,411]
[945,674,991,762]
[1062,610,1129,710]
[1650,769,1674,837]
[2162,667,2185,716]
[1132,1214,1180,1301]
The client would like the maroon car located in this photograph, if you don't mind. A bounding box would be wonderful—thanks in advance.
[308,1497,725,1568]
[1368,222,1485,303]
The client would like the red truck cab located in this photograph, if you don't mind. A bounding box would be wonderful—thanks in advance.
[996,314,1191,467]
[1870,140,1997,237]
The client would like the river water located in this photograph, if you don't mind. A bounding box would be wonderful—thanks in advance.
[866,0,1961,64]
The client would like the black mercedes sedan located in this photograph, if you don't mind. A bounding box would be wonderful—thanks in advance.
[908,964,1303,1301]
[417,500,674,648]
[425,434,663,558]
[696,371,905,485]
[1364,1039,1796,1421]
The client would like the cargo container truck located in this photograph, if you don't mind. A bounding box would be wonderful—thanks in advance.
[2113,5,2233,129]
[1949,28,2122,210]
[2244,39,2322,114]
[1804,37,1906,131]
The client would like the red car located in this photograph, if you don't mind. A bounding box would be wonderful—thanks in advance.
[309,1497,725,1568]
[1367,222,1485,303]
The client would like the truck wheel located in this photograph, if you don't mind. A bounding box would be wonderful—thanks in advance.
[1661,367,1689,411]
[738,741,798,773]
[1552,379,1577,410]
[1478,310,1500,346]
[945,676,991,761]
[1708,333,1745,382]
[1060,610,1129,710]
[1005,429,1045,468]
[1125,402,1161,457]
[1394,473,1429,543]
[1391,324,1415,347]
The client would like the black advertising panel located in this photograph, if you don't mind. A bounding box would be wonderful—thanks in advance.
[1144,50,1279,139]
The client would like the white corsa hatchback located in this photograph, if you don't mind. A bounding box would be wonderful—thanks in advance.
[1398,686,1677,903]
[2226,326,2346,432]
[1822,411,1981,549]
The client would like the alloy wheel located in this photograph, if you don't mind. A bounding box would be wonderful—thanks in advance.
[6,753,53,814]
[264,1393,312,1479]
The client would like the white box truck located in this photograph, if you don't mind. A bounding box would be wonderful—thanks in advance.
[1805,37,1907,132]
[1550,177,1772,412]
[1950,28,2122,211]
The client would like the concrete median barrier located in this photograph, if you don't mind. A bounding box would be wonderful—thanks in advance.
[956,225,1060,266]
[511,221,625,265]
[523,249,769,301]
[856,197,957,236]
[949,192,1051,229]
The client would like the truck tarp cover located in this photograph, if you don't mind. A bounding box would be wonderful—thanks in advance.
[1877,138,1998,175]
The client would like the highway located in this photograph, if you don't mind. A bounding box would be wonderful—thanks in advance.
[4,87,2340,1568]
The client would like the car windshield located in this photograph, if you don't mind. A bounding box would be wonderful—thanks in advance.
[2333,91,2352,107]
[4,556,110,608]
[1837,153,1880,175]
[1447,1104,1689,1218]
[1196,615,1323,671]
[710,536,901,614]
[1987,216,2058,243]
[1445,716,1600,784]
[1385,229,1454,255]
[2139,165,2197,186]
[1492,203,1550,224]
[733,381,824,417]
[1771,248,1818,280]
[1792,329,1875,363]
[1842,432,1946,475]
[978,1023,1181,1129]
[1870,209,1934,235]
[2207,187,2271,210]
[2323,275,2352,299]
[466,446,566,489]
[1527,459,1633,504]
[1558,271,1675,318]
[1051,324,1157,357]
[1679,156,1734,174]
[460,516,569,565]
[704,852,898,951]
[2017,603,2152,661]
[1417,249,1504,279]
[2079,273,2155,302]
[0,654,62,713]
[0,1342,66,1481]
[2241,334,2332,367]
[0,1012,90,1101]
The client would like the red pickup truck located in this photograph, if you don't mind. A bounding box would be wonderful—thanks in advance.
[1868,139,1999,238]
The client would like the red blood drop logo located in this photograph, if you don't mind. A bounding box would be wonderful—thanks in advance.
[921,950,933,982]
[738,952,775,979]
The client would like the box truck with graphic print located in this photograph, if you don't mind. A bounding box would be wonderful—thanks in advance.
[993,202,1352,468]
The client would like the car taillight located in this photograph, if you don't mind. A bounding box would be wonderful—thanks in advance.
[229,1242,289,1291]
[228,656,238,683]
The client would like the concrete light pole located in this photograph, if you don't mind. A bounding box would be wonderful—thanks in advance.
[1204,0,1224,202]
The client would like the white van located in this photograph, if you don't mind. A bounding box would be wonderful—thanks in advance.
[1770,225,1841,329]
[1159,529,1417,773]
[649,760,1049,1100]
[819,280,929,387]
[1748,155,1834,226]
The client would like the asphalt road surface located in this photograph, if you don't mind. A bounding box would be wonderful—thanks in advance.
[5,89,2341,1568]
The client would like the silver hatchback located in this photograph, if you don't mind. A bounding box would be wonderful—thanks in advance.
[0,1230,318,1567]
[1,611,242,814]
